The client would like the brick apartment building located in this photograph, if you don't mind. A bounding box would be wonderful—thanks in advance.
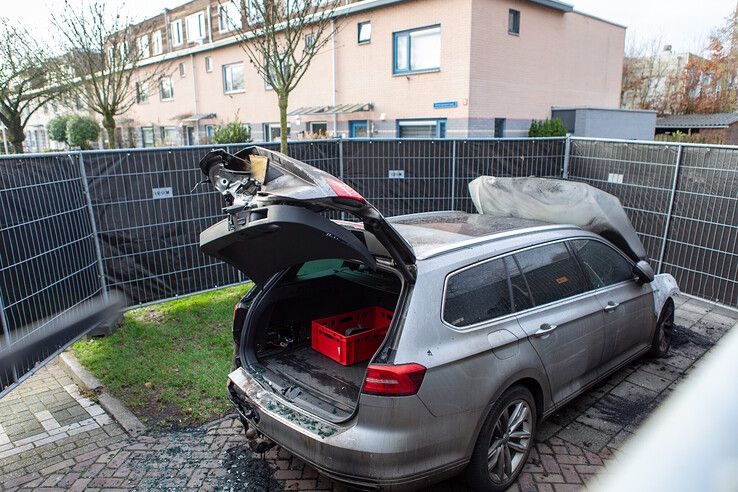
[24,0,625,150]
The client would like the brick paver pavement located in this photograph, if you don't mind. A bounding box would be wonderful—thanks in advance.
[0,295,735,491]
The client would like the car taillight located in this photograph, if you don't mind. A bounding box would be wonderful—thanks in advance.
[326,177,366,204]
[362,363,426,396]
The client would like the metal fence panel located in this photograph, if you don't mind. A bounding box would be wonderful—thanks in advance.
[568,138,737,308]
[0,153,102,391]
[567,139,678,264]
[454,138,566,212]
[663,146,737,306]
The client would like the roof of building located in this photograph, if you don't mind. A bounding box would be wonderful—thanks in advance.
[529,0,574,12]
[656,113,738,129]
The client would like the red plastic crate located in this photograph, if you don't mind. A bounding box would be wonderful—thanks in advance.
[311,306,394,366]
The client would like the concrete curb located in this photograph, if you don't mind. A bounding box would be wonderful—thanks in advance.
[58,351,147,437]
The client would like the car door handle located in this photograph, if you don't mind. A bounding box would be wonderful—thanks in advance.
[603,301,620,313]
[534,323,558,337]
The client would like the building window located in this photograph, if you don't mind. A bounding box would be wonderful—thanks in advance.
[219,3,242,33]
[304,33,315,52]
[397,119,446,138]
[508,9,520,35]
[308,121,328,136]
[159,77,174,100]
[178,62,186,78]
[264,123,289,141]
[393,25,440,74]
[494,117,506,138]
[135,82,148,103]
[358,21,371,44]
[205,125,215,143]
[186,12,207,42]
[160,126,180,146]
[205,56,213,72]
[223,63,245,93]
[152,30,163,55]
[349,120,368,138]
[141,127,155,147]
[137,35,150,58]
[171,20,183,47]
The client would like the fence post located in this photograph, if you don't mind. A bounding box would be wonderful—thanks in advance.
[0,290,18,381]
[562,134,572,179]
[657,144,683,274]
[450,140,457,210]
[338,138,346,220]
[77,152,109,300]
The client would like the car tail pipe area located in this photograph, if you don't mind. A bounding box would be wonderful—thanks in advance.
[228,384,276,454]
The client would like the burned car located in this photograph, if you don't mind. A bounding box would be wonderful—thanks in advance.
[199,147,679,491]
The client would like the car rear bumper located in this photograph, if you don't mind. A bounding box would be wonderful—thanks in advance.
[227,367,473,491]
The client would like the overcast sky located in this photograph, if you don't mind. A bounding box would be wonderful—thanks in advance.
[4,0,736,54]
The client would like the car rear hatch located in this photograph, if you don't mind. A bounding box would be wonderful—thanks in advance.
[198,146,416,284]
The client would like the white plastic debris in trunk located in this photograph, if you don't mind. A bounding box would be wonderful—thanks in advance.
[468,176,648,261]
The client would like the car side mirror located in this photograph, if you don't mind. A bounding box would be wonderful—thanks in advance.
[633,260,655,284]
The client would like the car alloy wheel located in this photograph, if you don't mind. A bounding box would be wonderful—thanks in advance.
[487,399,532,484]
[657,301,675,353]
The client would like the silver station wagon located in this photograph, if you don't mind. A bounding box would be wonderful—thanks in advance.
[199,147,679,491]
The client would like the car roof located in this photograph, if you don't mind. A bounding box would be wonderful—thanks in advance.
[386,211,579,260]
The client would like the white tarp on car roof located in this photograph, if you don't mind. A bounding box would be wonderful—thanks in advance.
[468,176,648,262]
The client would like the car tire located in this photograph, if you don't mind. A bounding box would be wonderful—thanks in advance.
[464,385,537,492]
[648,298,675,358]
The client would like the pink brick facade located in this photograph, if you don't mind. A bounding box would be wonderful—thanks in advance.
[24,0,624,150]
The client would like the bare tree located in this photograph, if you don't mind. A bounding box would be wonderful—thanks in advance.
[51,1,167,148]
[224,0,342,154]
[0,19,65,153]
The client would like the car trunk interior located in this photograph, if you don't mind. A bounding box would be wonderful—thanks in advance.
[245,259,402,421]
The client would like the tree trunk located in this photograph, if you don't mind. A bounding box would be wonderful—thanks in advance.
[278,91,289,155]
[103,114,117,149]
[5,114,26,154]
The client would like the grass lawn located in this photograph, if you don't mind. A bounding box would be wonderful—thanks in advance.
[72,284,252,428]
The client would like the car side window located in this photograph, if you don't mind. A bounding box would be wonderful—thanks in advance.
[444,258,512,327]
[513,242,588,306]
[572,239,633,289]
[505,256,534,311]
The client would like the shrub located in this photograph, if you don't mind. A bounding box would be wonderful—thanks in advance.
[66,116,100,150]
[529,118,568,137]
[213,121,251,144]
[47,115,71,143]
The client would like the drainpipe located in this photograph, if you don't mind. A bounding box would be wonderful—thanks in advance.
[191,53,200,144]
[207,5,213,44]
[331,19,337,136]
[164,9,170,53]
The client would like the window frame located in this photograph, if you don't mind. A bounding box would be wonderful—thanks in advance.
[222,62,246,94]
[508,9,521,35]
[442,256,514,328]
[171,19,184,47]
[159,76,174,101]
[349,120,368,138]
[185,11,207,42]
[178,62,186,78]
[308,121,328,135]
[135,81,148,104]
[152,30,163,55]
[218,3,242,33]
[358,21,371,44]
[205,56,213,72]
[396,118,447,138]
[392,24,441,75]
[440,237,632,331]
[569,237,636,290]
[137,35,150,58]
